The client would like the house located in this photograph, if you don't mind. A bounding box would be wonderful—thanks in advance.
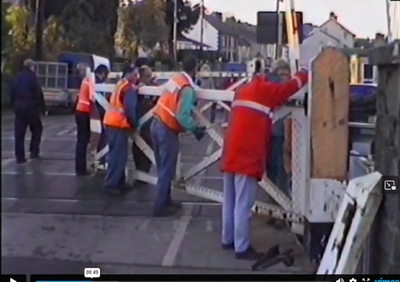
[319,12,356,48]
[184,11,272,62]
[299,12,356,65]
[179,14,218,51]
[224,19,274,62]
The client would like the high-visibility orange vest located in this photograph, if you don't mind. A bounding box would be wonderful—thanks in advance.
[153,74,191,132]
[76,78,93,113]
[103,79,131,129]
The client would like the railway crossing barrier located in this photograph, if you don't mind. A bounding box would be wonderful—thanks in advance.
[89,48,378,269]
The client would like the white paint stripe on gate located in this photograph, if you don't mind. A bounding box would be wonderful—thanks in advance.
[194,141,215,187]
[161,205,193,267]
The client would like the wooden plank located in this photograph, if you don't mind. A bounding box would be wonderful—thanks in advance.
[310,48,350,180]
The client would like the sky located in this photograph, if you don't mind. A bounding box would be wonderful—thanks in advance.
[192,0,388,38]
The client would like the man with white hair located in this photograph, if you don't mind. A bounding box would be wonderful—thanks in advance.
[11,59,44,164]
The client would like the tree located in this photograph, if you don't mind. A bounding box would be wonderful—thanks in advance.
[4,5,35,72]
[164,0,200,54]
[56,0,119,57]
[117,0,168,58]
[30,0,119,57]
[42,16,70,60]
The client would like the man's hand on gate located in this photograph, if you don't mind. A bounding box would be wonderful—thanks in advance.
[192,126,206,141]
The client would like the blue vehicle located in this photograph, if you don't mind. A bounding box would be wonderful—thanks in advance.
[36,53,110,112]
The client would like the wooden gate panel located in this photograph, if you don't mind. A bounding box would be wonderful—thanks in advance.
[310,48,350,180]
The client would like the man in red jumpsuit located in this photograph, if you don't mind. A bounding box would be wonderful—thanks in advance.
[220,66,308,260]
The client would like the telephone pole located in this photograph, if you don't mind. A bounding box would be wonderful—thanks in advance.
[200,0,204,52]
[34,0,44,60]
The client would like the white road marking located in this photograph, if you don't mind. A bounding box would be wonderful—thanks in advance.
[161,205,193,267]
[138,219,150,230]
[2,171,76,176]
[206,220,213,232]
[1,137,75,141]
[57,128,72,136]
[1,159,14,167]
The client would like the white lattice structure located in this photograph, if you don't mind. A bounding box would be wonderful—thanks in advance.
[91,69,310,234]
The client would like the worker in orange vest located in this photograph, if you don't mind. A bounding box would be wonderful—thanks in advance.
[103,65,139,195]
[220,63,308,260]
[75,65,109,176]
[151,55,206,217]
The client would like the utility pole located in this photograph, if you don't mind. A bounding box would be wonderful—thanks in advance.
[275,0,283,59]
[34,0,44,60]
[200,0,204,52]
[173,0,178,63]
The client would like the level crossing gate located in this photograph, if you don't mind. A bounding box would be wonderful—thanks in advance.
[89,48,351,244]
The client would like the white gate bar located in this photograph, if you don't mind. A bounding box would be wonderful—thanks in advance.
[317,171,382,274]
[108,71,254,80]
[95,83,308,103]
[182,148,222,181]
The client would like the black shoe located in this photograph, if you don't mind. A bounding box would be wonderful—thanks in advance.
[222,243,234,250]
[167,200,182,209]
[104,188,123,196]
[76,171,90,177]
[16,158,27,165]
[121,183,135,191]
[235,247,263,260]
[153,207,178,217]
[30,153,41,159]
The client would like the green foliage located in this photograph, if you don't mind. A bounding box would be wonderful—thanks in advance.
[4,5,35,74]
[42,16,70,60]
[117,0,168,57]
[164,0,200,37]
[1,2,11,53]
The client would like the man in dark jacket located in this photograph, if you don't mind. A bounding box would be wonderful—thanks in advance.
[11,59,45,164]
[132,65,157,179]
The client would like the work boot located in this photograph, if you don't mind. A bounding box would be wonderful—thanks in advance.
[235,246,264,260]
[16,158,27,165]
[30,153,41,160]
[104,188,123,196]
[221,243,234,250]
[153,207,178,217]
[76,171,90,177]
[167,200,182,209]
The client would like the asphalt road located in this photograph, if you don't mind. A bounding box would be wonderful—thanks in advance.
[1,110,309,275]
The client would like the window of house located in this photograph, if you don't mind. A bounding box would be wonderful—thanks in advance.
[344,32,347,39]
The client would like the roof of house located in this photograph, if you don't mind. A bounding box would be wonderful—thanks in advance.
[354,38,374,49]
[339,48,370,58]
[307,28,341,43]
[203,14,253,46]
[204,14,237,37]
[177,34,211,48]
[320,18,356,37]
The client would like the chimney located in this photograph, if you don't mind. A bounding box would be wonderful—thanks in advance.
[374,33,386,47]
[329,12,338,21]
[214,12,222,20]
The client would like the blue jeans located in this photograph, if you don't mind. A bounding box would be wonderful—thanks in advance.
[150,118,180,211]
[222,173,257,253]
[268,135,290,197]
[104,127,129,189]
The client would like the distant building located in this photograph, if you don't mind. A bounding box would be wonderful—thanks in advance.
[299,12,357,65]
[183,10,272,62]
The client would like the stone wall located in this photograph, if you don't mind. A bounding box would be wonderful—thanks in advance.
[369,41,400,274]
